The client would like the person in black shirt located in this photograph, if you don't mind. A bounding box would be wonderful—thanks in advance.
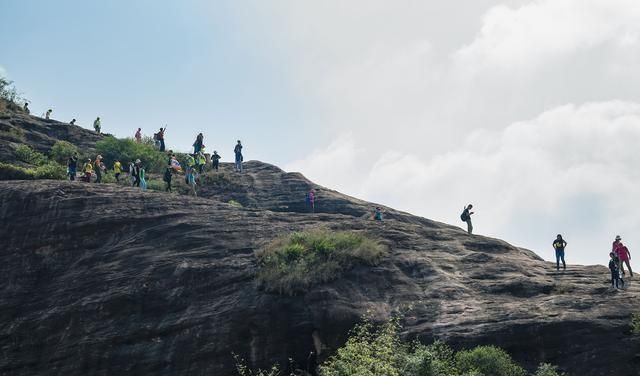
[67,154,78,181]
[609,252,625,289]
[552,234,567,271]
[461,204,474,234]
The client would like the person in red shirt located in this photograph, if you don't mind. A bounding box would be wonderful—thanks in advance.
[613,235,633,277]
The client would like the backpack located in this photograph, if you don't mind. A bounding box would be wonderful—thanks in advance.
[460,210,469,222]
[153,133,159,141]
[163,170,171,182]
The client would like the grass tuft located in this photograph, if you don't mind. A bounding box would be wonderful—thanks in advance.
[256,229,387,295]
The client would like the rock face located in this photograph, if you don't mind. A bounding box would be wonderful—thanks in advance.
[0,102,103,162]
[1,178,639,376]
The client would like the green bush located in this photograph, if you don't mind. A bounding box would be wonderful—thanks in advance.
[95,136,167,173]
[456,346,526,376]
[256,229,387,295]
[0,162,34,180]
[146,179,166,192]
[15,145,47,165]
[0,161,66,180]
[34,162,67,179]
[0,76,26,105]
[533,363,565,376]
[632,313,640,335]
[228,199,243,207]
[50,140,79,164]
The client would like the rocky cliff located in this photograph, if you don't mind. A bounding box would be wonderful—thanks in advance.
[0,101,103,162]
[1,176,639,376]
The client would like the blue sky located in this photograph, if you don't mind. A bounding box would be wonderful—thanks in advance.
[0,0,325,163]
[3,0,640,266]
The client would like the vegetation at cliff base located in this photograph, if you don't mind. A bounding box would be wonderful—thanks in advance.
[256,229,387,295]
[235,317,565,376]
[0,144,66,180]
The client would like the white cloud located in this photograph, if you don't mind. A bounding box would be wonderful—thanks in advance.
[289,101,640,266]
[0,66,6,78]
[453,0,640,75]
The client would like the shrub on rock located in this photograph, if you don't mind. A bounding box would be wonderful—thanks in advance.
[256,229,387,295]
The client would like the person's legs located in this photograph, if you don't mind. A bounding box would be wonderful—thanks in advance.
[624,259,633,277]
[134,176,140,187]
[466,219,473,234]
[619,259,626,275]
[611,272,615,287]
[115,173,120,182]
[95,170,101,183]
[556,250,561,271]
[560,250,566,270]
[160,140,165,152]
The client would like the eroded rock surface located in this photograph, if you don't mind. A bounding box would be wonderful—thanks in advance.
[1,179,639,376]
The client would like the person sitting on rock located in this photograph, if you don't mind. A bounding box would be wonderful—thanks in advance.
[234,140,243,173]
[67,153,78,181]
[70,118,76,125]
[461,204,474,234]
[93,117,101,133]
[82,158,93,182]
[23,103,30,114]
[45,109,52,120]
[374,207,383,221]
[553,234,567,271]
[113,159,122,183]
[609,252,625,289]
[211,151,221,171]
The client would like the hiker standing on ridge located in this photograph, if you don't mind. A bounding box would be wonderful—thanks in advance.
[234,140,243,172]
[609,252,625,289]
[93,117,101,133]
[23,103,30,114]
[306,190,315,212]
[461,204,474,234]
[163,166,173,192]
[211,151,221,171]
[94,155,105,183]
[132,159,142,187]
[552,234,567,271]
[196,151,206,174]
[135,128,142,143]
[82,158,93,182]
[158,127,166,152]
[193,133,204,154]
[45,109,52,119]
[613,235,633,277]
[70,119,76,125]
[67,153,78,181]
[113,159,122,183]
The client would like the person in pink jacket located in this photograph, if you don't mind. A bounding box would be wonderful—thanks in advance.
[613,235,633,277]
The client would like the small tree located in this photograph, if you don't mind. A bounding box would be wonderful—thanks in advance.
[50,141,79,164]
[456,346,526,376]
[0,76,26,105]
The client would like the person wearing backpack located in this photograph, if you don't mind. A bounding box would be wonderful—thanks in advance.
[193,133,204,154]
[461,204,474,234]
[196,151,207,174]
[163,167,173,192]
[132,159,141,187]
[609,252,625,289]
[158,127,166,152]
[552,234,567,271]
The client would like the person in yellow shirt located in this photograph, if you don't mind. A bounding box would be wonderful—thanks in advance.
[82,158,93,182]
[113,160,122,183]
